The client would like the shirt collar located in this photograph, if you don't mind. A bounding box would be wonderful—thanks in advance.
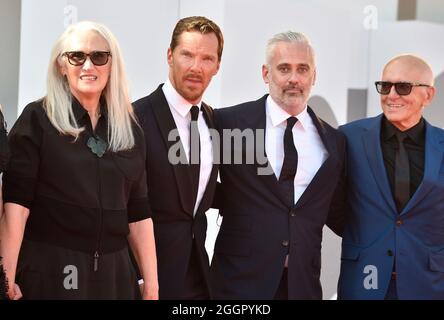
[162,79,202,118]
[72,95,107,122]
[266,95,309,130]
[382,116,425,145]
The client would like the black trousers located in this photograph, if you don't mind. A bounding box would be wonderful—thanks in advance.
[182,240,209,300]
[274,268,288,300]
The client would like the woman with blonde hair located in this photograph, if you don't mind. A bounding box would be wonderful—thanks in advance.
[0,21,158,299]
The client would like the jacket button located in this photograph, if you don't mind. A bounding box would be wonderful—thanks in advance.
[396,220,403,226]
[282,240,289,247]
[290,209,296,217]
[387,250,394,257]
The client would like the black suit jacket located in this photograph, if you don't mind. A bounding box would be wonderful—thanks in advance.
[133,84,219,299]
[210,95,345,299]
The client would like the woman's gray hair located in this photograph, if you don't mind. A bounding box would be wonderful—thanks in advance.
[265,31,315,65]
[44,21,136,152]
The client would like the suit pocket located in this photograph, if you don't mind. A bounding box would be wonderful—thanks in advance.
[341,243,362,261]
[429,250,444,272]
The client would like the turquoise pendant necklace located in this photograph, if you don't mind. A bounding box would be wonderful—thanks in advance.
[87,136,107,157]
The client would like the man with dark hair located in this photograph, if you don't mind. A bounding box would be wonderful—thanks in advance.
[133,16,223,299]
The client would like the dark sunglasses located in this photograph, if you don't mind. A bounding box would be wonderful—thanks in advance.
[63,51,111,66]
[375,81,430,96]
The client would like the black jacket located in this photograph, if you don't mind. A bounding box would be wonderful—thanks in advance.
[133,84,219,299]
[3,99,150,255]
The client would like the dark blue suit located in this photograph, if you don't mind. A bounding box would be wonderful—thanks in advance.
[338,115,444,300]
[211,95,346,299]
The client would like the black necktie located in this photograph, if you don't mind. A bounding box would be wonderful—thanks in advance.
[394,132,410,212]
[189,105,200,206]
[279,117,298,206]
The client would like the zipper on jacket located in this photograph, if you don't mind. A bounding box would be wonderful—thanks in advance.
[93,250,100,272]
[93,145,104,272]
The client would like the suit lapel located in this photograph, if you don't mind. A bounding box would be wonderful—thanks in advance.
[243,99,344,209]
[243,96,289,207]
[401,121,444,215]
[362,115,397,213]
[195,103,219,217]
[150,85,195,217]
[201,102,215,129]
[294,107,340,209]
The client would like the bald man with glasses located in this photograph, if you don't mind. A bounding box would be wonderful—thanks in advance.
[336,54,444,299]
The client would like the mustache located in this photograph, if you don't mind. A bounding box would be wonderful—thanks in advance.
[283,85,303,93]
[184,74,203,82]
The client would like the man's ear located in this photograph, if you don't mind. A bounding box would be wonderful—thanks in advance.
[422,86,436,107]
[167,48,173,67]
[212,60,221,76]
[312,68,317,86]
[262,64,270,84]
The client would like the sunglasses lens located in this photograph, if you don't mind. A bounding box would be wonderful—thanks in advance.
[376,82,392,94]
[395,83,412,96]
[90,52,109,66]
[65,51,109,66]
[376,81,415,96]
[67,52,87,66]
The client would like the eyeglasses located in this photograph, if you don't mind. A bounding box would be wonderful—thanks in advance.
[63,51,111,66]
[375,81,431,96]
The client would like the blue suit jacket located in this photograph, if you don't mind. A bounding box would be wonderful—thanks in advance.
[337,115,444,300]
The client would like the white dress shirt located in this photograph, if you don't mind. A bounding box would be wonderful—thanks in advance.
[265,95,329,205]
[162,79,213,216]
